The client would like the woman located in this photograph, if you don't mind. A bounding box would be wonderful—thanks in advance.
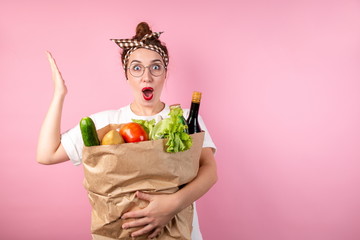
[36,22,217,239]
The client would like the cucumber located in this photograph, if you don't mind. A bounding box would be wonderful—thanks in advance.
[80,117,100,146]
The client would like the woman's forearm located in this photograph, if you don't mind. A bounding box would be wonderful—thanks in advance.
[36,95,68,164]
[174,147,218,211]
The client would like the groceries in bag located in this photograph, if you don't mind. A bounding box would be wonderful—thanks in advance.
[80,104,193,152]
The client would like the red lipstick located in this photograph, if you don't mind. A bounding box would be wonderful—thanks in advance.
[142,87,154,101]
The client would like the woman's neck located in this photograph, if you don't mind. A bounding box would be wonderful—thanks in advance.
[130,101,165,116]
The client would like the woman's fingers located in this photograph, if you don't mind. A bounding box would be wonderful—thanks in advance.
[148,227,162,239]
[121,208,146,219]
[120,193,174,238]
[122,217,152,229]
[136,191,153,202]
[46,51,56,72]
[130,223,156,238]
[46,51,61,76]
[121,192,151,219]
[45,51,67,96]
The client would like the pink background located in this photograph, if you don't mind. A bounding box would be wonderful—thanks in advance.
[1,0,360,239]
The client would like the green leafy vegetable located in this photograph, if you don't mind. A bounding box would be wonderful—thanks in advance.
[132,107,192,153]
[152,107,192,153]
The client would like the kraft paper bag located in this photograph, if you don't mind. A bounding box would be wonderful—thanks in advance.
[82,124,205,240]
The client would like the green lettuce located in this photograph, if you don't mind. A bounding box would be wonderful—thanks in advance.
[132,107,192,153]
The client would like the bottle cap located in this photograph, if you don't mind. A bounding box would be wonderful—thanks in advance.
[192,91,202,103]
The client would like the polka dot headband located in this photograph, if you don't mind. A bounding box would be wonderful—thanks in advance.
[111,32,169,69]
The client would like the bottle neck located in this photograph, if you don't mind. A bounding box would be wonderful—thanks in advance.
[189,101,200,117]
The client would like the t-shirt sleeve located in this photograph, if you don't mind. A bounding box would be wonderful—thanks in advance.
[198,114,217,153]
[61,123,83,166]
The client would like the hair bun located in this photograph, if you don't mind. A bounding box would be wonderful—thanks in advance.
[134,22,152,40]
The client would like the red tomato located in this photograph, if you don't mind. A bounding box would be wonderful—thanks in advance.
[119,122,148,143]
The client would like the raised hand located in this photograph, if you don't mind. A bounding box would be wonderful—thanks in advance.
[46,51,68,97]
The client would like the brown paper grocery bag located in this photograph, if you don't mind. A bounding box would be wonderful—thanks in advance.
[82,124,205,240]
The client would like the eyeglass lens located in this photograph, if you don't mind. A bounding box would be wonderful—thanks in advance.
[129,63,165,77]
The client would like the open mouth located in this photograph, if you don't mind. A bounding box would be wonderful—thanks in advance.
[142,87,154,101]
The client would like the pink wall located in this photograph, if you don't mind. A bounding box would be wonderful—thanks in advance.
[1,1,360,239]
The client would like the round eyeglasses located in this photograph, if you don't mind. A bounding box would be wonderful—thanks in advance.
[127,63,166,77]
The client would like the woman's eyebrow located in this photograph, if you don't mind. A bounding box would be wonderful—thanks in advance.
[130,59,162,64]
[130,60,141,64]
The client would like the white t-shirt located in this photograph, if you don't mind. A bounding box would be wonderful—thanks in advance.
[61,104,216,240]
